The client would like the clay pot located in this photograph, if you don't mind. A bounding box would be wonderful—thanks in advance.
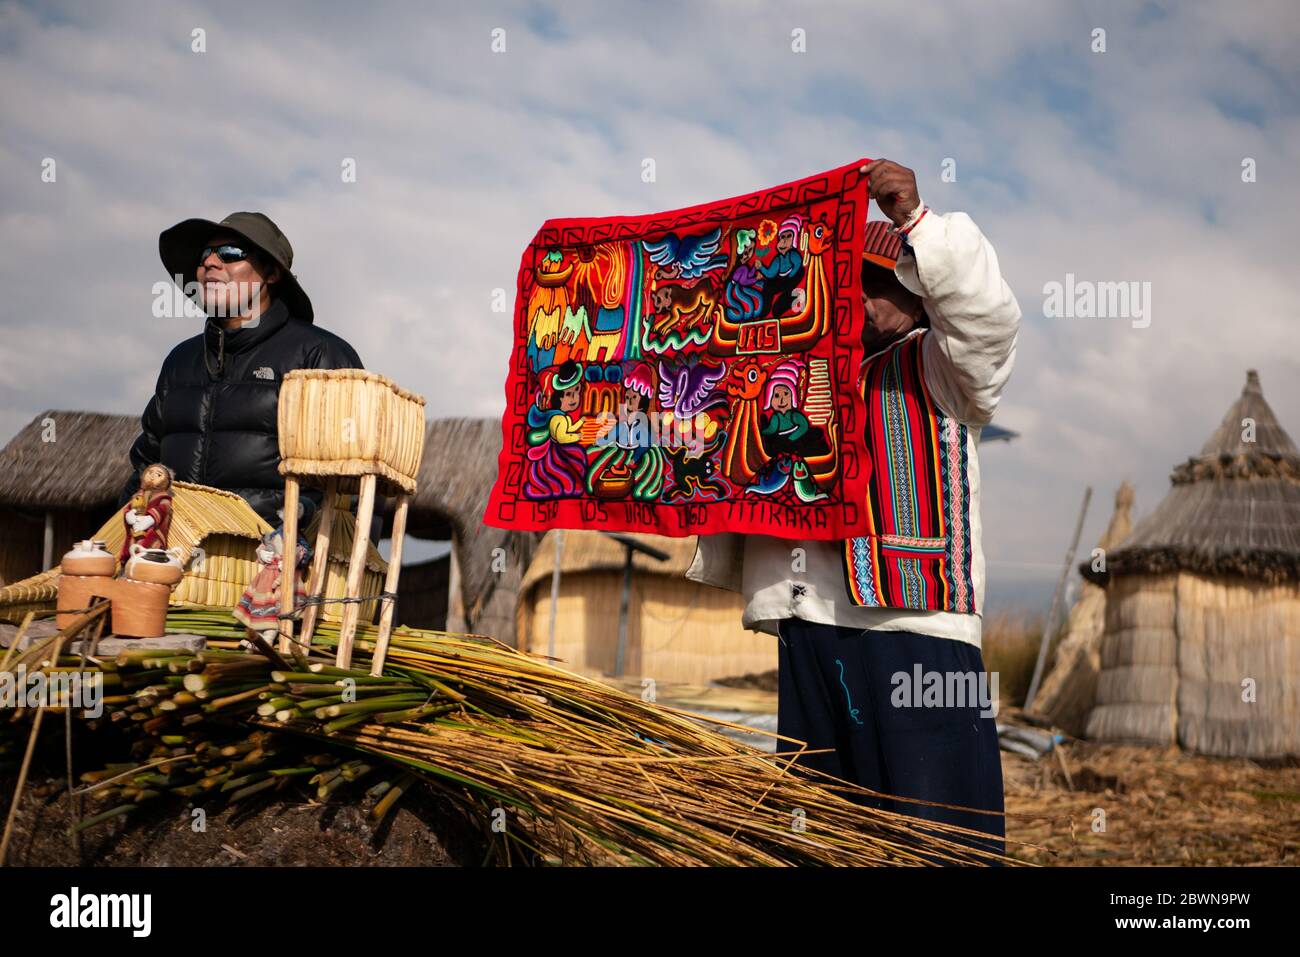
[61,540,116,577]
[124,544,185,586]
[56,574,111,630]
[590,460,635,499]
[111,578,171,638]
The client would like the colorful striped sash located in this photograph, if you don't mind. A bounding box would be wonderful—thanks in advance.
[842,331,976,613]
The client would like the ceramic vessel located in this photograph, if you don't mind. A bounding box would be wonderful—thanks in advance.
[61,539,116,577]
[124,544,185,586]
[112,578,171,638]
[56,574,107,629]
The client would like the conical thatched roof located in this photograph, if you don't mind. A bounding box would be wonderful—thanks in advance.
[0,411,136,509]
[1084,371,1300,584]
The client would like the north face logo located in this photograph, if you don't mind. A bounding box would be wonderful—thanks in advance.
[253,367,275,380]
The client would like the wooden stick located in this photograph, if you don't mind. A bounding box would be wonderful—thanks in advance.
[0,695,50,865]
[370,493,409,676]
[245,628,291,672]
[278,476,300,654]
[66,598,108,859]
[299,476,338,652]
[0,611,35,672]
[336,474,377,669]
[10,603,110,674]
[0,620,73,866]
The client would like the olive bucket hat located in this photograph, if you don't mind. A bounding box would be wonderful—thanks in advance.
[159,211,313,321]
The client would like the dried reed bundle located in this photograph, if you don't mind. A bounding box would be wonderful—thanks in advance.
[4,606,1015,866]
[0,570,60,609]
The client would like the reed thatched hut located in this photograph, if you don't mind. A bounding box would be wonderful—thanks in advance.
[1029,482,1135,736]
[0,411,136,586]
[408,417,536,644]
[1082,371,1300,758]
[395,555,451,631]
[517,530,773,684]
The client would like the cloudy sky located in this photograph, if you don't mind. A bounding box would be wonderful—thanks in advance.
[2,0,1297,608]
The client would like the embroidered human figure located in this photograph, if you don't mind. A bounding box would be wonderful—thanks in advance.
[724,228,765,322]
[526,250,570,372]
[588,361,665,501]
[760,368,811,454]
[757,215,806,319]
[522,361,589,499]
[749,359,827,502]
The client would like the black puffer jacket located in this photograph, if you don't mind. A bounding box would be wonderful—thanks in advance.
[119,299,362,527]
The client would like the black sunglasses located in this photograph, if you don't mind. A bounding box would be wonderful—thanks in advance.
[199,244,251,265]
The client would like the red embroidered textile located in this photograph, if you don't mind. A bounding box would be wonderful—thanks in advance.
[486,159,874,540]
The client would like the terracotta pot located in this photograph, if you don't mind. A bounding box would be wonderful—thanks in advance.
[124,544,185,586]
[56,574,112,630]
[590,460,635,499]
[111,579,171,638]
[61,540,116,577]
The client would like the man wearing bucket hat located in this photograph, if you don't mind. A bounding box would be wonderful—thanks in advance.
[119,212,363,530]
[688,159,1021,860]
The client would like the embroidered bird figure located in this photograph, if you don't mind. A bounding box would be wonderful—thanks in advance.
[657,356,727,419]
[643,227,728,280]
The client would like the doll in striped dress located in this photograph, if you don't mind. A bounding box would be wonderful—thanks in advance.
[233,505,312,634]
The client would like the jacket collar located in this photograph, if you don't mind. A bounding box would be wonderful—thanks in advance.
[204,298,291,357]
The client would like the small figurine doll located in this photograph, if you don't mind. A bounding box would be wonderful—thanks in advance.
[232,503,313,640]
[119,463,175,566]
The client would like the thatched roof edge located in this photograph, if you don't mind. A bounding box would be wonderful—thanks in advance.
[520,530,696,595]
[1081,546,1300,586]
[0,411,137,510]
[1171,453,1300,485]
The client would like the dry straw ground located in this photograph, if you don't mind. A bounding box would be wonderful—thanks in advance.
[1002,738,1300,865]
